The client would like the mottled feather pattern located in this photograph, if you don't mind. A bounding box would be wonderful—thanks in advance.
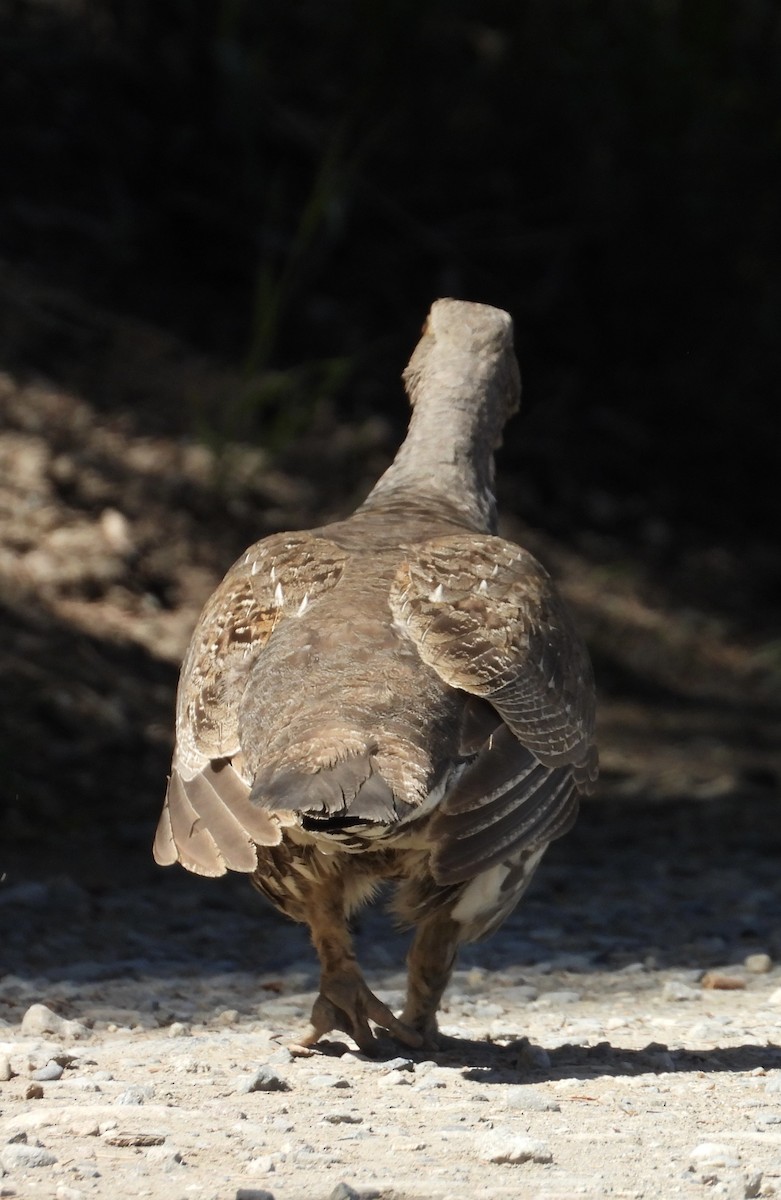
[175,533,347,775]
[389,534,596,771]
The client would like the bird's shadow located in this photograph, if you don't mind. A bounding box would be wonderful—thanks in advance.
[312,1032,781,1082]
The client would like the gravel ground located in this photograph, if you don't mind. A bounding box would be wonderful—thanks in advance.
[2,788,781,1200]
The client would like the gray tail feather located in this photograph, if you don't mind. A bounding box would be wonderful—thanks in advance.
[153,760,280,877]
[250,754,406,825]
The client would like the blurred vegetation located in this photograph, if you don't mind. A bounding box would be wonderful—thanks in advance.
[1,0,779,552]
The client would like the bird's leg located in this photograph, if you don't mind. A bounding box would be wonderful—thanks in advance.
[400,912,460,1046]
[294,875,423,1055]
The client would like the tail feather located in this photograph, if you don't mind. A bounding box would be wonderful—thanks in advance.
[153,760,282,878]
[160,771,227,877]
[250,753,407,826]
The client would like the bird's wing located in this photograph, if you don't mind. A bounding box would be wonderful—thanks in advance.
[389,534,598,884]
[153,532,347,876]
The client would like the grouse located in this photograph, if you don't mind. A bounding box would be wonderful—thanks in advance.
[154,299,598,1053]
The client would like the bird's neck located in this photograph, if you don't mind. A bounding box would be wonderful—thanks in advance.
[359,383,499,533]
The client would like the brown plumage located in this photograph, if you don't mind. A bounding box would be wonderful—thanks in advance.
[154,299,598,1053]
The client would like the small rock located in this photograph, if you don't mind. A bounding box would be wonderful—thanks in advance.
[508,1037,551,1070]
[379,1069,411,1086]
[32,1060,64,1082]
[25,1083,44,1100]
[235,1066,289,1094]
[329,1186,361,1200]
[114,1084,154,1105]
[689,1142,741,1169]
[701,971,746,990]
[745,953,772,974]
[103,1132,165,1148]
[235,1190,276,1200]
[767,987,781,1006]
[21,1004,64,1035]
[413,1076,446,1091]
[0,1144,58,1171]
[307,1074,350,1089]
[167,1022,191,1038]
[100,507,132,553]
[268,1047,294,1066]
[56,1186,85,1200]
[146,1145,183,1171]
[322,1112,363,1125]
[662,981,701,1002]
[247,1156,276,1174]
[0,1056,12,1082]
[745,1171,763,1198]
[504,1087,560,1112]
[382,1057,414,1073]
[20,1004,87,1040]
[482,1133,553,1164]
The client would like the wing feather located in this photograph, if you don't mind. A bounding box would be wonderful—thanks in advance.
[390,534,596,880]
[159,533,346,872]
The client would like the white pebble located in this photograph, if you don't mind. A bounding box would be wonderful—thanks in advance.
[379,1069,411,1086]
[744,953,772,973]
[689,1142,740,1168]
[504,1087,560,1112]
[662,981,701,1002]
[481,1133,553,1164]
[20,1004,86,1040]
[766,987,781,1006]
[56,1187,85,1200]
[247,1155,276,1174]
[0,1055,12,1081]
[114,1084,154,1105]
[145,1146,182,1172]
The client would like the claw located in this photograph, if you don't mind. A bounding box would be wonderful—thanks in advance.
[297,972,423,1055]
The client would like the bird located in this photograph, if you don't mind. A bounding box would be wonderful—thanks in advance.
[153,298,598,1054]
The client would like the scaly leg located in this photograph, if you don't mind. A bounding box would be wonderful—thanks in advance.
[293,873,422,1055]
[399,911,460,1046]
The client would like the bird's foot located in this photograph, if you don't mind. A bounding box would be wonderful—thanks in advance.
[398,1007,441,1050]
[291,970,423,1056]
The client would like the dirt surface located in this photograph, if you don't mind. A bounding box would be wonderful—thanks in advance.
[2,268,781,1199]
[2,795,781,1200]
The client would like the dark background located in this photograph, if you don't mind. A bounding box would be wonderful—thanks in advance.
[1,0,780,876]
